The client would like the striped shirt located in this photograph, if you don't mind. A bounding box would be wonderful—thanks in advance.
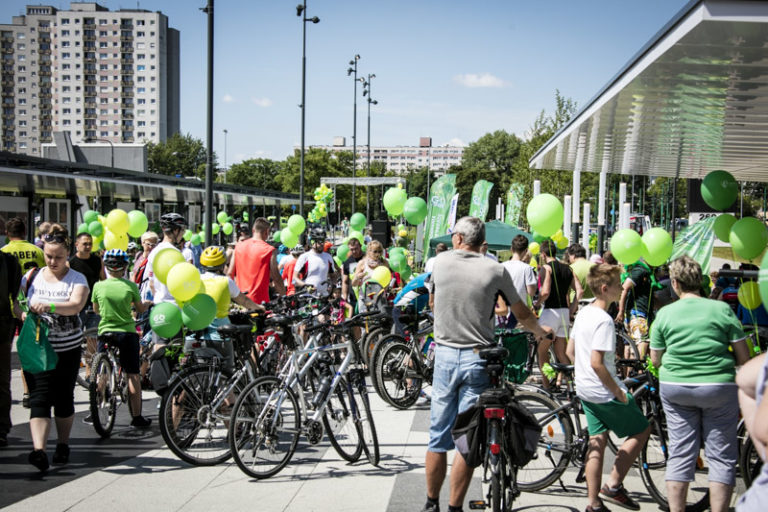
[22,268,88,353]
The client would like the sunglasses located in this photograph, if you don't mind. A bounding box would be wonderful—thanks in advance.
[371,250,383,255]
[44,233,70,244]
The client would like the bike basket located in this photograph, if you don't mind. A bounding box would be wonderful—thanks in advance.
[500,331,530,384]
[450,405,485,468]
[504,399,542,467]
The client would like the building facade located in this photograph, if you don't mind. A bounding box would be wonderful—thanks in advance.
[310,136,464,175]
[1,2,179,156]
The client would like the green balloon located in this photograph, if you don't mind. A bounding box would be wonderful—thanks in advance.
[281,227,299,248]
[181,293,217,331]
[77,223,89,234]
[713,214,737,242]
[532,231,548,243]
[243,212,249,222]
[383,187,407,216]
[641,228,673,267]
[127,210,148,238]
[83,210,99,224]
[211,223,220,235]
[610,229,643,265]
[526,194,564,238]
[350,212,367,232]
[217,211,229,224]
[149,302,182,338]
[361,244,367,253]
[399,265,412,283]
[701,170,738,211]
[730,217,768,260]
[190,234,202,246]
[88,220,104,237]
[759,251,768,308]
[389,252,407,272]
[287,214,306,235]
[183,229,193,241]
[272,230,281,243]
[349,230,364,244]
[403,197,428,225]
[337,244,350,261]
[222,222,234,235]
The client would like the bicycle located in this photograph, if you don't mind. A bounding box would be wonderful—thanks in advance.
[228,310,380,479]
[88,332,130,438]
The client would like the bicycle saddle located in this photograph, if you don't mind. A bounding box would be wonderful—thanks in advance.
[549,362,574,373]
[477,346,509,362]
[217,324,252,336]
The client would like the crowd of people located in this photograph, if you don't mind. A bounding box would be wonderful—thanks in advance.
[1,212,768,512]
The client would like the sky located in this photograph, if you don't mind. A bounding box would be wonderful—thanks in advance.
[2,0,693,166]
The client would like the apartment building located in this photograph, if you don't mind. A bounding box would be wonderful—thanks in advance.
[310,136,464,175]
[0,2,179,156]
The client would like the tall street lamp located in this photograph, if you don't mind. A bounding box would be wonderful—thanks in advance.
[297,1,319,217]
[347,54,360,214]
[223,128,228,171]
[84,136,114,169]
[362,74,377,221]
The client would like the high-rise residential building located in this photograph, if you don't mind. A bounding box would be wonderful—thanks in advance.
[1,2,179,156]
[309,136,464,175]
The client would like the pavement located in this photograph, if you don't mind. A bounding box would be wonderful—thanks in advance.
[1,343,747,512]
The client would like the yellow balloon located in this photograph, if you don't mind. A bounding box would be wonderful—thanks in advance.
[370,266,392,288]
[166,262,202,303]
[153,248,186,284]
[738,282,762,310]
[398,229,408,237]
[556,236,568,250]
[104,230,128,251]
[529,242,540,256]
[530,258,538,269]
[106,209,130,234]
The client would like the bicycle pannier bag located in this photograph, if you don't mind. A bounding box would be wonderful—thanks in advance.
[505,399,542,467]
[450,405,485,468]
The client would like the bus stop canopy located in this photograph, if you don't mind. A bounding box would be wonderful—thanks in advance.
[530,0,768,183]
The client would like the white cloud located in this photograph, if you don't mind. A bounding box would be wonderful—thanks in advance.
[222,94,235,103]
[251,97,273,107]
[446,138,466,147]
[452,73,507,88]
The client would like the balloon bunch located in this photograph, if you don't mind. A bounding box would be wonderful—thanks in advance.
[78,208,148,251]
[276,214,306,248]
[382,183,428,225]
[148,249,216,336]
[610,227,673,266]
[308,184,333,223]
[388,246,413,283]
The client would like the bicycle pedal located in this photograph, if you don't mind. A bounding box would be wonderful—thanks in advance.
[468,501,487,510]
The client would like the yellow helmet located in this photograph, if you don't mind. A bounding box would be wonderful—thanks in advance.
[200,245,226,268]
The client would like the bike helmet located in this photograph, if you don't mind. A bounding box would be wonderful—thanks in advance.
[159,212,187,231]
[103,248,130,270]
[309,227,326,242]
[127,241,139,252]
[200,245,227,268]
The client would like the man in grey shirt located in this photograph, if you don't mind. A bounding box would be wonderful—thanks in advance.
[422,216,553,512]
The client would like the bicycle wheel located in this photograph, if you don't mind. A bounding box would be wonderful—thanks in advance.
[368,333,405,395]
[740,435,764,488]
[639,414,710,512]
[323,376,363,462]
[488,418,504,512]
[359,326,384,366]
[89,353,117,438]
[348,370,380,466]
[229,376,301,479]
[375,340,422,409]
[159,365,239,466]
[513,391,573,491]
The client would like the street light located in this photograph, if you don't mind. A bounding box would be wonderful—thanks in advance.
[223,128,228,171]
[361,74,377,221]
[297,1,320,217]
[84,136,114,169]
[347,54,360,214]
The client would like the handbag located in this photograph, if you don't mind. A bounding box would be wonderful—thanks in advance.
[16,312,59,374]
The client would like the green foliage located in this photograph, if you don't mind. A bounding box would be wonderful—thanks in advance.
[225,158,282,190]
[146,132,217,178]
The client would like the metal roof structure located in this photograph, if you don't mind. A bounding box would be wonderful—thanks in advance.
[530,0,768,183]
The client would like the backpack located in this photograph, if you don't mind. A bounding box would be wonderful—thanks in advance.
[133,257,148,285]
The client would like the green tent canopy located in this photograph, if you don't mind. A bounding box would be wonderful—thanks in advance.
[428,220,532,253]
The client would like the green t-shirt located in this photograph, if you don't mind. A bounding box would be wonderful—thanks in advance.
[649,297,745,384]
[570,258,595,300]
[92,277,141,335]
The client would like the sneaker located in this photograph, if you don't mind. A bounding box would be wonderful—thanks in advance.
[130,415,152,428]
[600,484,640,511]
[28,449,49,472]
[82,414,93,425]
[420,501,439,512]
[585,500,612,512]
[52,443,70,465]
[22,393,30,409]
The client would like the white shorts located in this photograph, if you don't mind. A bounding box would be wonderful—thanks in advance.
[538,308,570,339]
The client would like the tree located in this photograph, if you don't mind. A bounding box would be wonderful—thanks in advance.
[225,158,282,190]
[146,132,218,178]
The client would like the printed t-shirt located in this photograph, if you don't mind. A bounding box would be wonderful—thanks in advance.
[1,239,45,271]
[649,297,745,384]
[68,253,102,306]
[231,238,275,304]
[92,277,141,335]
[572,305,627,403]
[146,241,181,305]
[22,267,88,352]
[294,250,336,296]
[201,271,241,318]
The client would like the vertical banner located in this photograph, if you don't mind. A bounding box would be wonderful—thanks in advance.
[504,183,525,227]
[447,193,460,231]
[422,174,457,258]
[468,180,494,221]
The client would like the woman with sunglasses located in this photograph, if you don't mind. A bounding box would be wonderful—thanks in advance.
[351,240,391,311]
[21,224,89,471]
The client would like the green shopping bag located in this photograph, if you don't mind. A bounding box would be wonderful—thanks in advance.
[16,313,58,374]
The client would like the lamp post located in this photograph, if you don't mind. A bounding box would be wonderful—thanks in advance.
[361,73,377,221]
[297,1,319,217]
[202,0,214,248]
[223,128,228,171]
[84,136,114,169]
[347,54,360,214]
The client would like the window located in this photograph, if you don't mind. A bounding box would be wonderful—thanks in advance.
[100,109,108,115]
[136,42,145,49]
[99,31,107,36]
[137,99,145,105]
[99,42,107,48]
[99,76,108,82]
[61,52,70,59]
[17,33,24,39]
[17,65,25,72]
[137,87,145,93]
[62,86,70,92]
[137,109,145,115]
[137,54,145,59]
[62,108,70,114]
[16,43,25,50]
[18,120,26,126]
[62,74,70,80]
[17,76,25,83]
[137,20,145,26]
[61,41,70,47]
[137,31,145,37]
[62,119,71,126]
[99,64,107,70]
[99,19,107,25]
[137,131,145,137]
[137,120,145,126]
[149,43,155,49]
[18,98,26,105]
[19,131,27,137]
[137,76,145,82]
[62,97,70,104]
[61,63,70,70]
[100,131,109,137]
[137,65,145,71]
[17,55,25,61]
[61,19,70,25]
[100,120,108,126]
[99,86,109,92]
[99,52,107,58]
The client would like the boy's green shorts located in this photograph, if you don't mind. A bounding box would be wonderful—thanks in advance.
[582,393,649,438]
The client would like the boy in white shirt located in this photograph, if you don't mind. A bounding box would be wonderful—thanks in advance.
[567,264,650,512]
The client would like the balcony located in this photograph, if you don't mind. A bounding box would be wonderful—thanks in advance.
[120,24,133,30]
[122,136,134,143]
[1,102,14,108]
[2,90,13,97]
[40,113,52,120]
[39,36,51,44]
[120,80,134,87]
[84,112,96,119]
[120,101,133,108]
[84,57,96,64]
[2,48,14,55]
[120,46,133,53]
[1,112,14,119]
[120,90,134,98]
[40,136,52,143]
[120,58,134,64]
[122,112,134,119]
[84,23,97,30]
[85,79,97,86]
[39,70,52,77]
[120,68,134,75]
[38,48,51,55]
[120,35,133,42]
[3,135,15,142]
[37,25,50,32]
[1,36,12,43]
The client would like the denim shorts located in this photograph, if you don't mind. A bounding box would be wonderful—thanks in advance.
[428,344,490,452]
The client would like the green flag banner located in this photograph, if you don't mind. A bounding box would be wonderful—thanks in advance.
[468,180,494,221]
[670,216,716,274]
[422,174,457,258]
[505,183,525,227]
